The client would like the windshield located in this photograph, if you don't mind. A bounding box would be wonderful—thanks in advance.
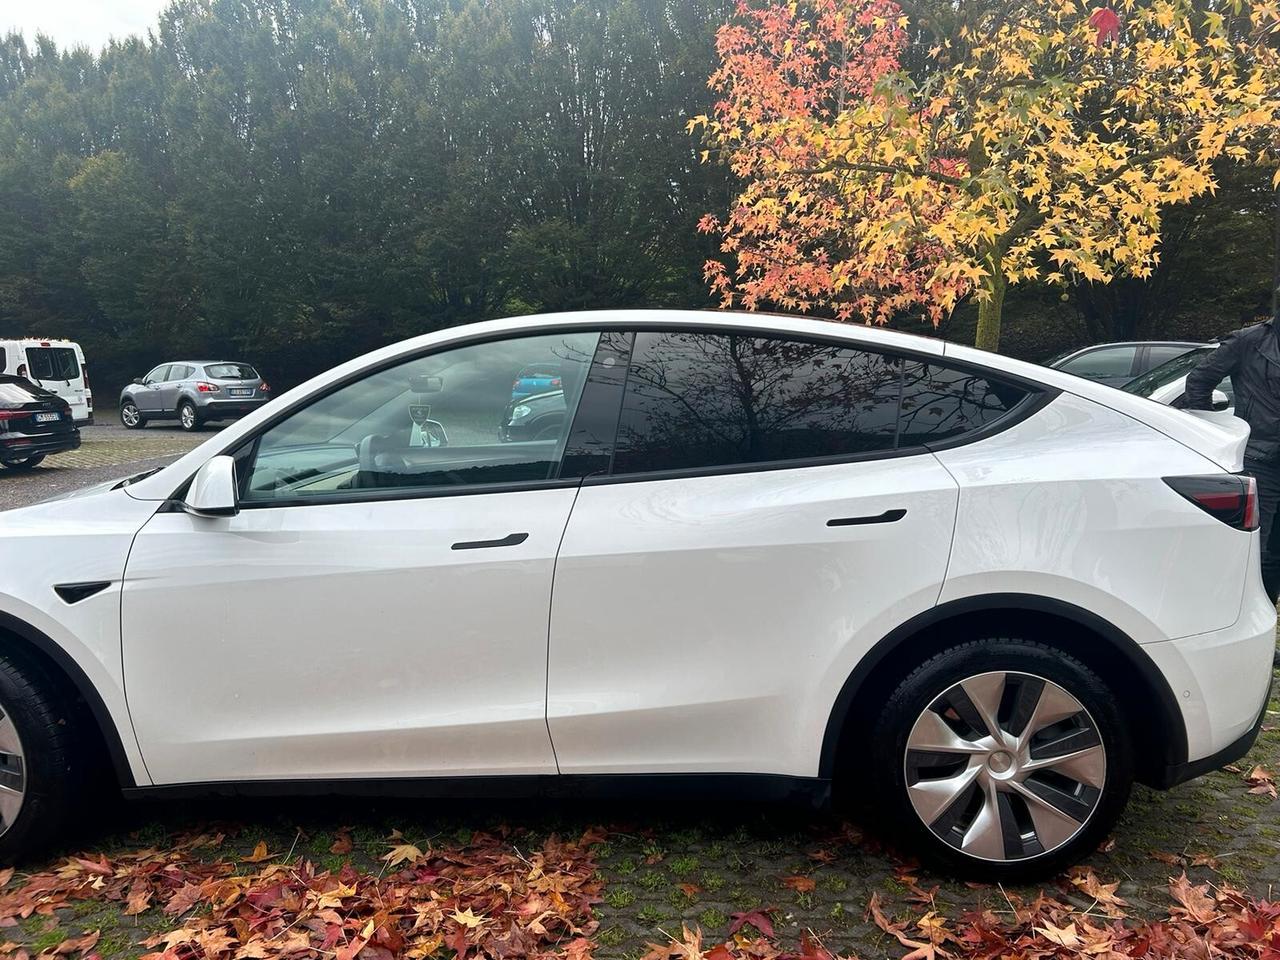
[1122,347,1215,398]
[205,363,258,380]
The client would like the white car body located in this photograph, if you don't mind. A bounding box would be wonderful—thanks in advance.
[0,310,1271,874]
[0,338,92,424]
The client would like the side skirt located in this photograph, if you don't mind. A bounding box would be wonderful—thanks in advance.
[123,773,831,807]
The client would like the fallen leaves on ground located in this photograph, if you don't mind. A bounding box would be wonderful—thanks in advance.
[0,829,602,960]
[1245,764,1278,799]
[650,871,1280,960]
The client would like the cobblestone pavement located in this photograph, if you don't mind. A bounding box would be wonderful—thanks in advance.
[0,415,1277,958]
[0,420,211,510]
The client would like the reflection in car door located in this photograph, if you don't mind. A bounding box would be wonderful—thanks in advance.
[546,329,964,779]
[120,330,601,785]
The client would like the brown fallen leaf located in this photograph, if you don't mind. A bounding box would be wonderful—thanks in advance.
[1245,764,1277,798]
[781,875,816,893]
[677,882,702,899]
[239,841,271,863]
[329,830,354,855]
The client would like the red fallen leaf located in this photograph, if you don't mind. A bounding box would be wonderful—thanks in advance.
[1088,7,1120,47]
[729,907,777,939]
[329,831,354,855]
[787,931,833,960]
[806,849,838,864]
[781,875,816,893]
[705,945,734,960]
[677,882,702,898]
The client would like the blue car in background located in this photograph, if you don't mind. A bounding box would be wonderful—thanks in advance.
[511,362,562,400]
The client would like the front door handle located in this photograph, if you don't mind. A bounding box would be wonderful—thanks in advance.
[451,532,530,551]
[827,509,907,527]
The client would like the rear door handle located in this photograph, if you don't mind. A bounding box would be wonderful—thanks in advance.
[827,509,907,527]
[451,532,530,551]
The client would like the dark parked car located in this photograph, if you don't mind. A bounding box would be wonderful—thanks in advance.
[1045,341,1204,387]
[120,361,270,432]
[0,375,80,469]
[498,389,567,442]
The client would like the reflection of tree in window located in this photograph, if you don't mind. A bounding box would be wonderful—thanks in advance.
[897,362,1028,445]
[613,332,904,473]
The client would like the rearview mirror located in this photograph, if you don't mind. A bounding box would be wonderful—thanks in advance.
[1212,389,1230,412]
[133,377,144,385]
[183,455,238,518]
[409,374,444,394]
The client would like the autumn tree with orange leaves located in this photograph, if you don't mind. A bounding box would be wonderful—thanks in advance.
[693,0,1280,350]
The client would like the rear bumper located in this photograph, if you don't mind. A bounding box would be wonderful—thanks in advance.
[1145,564,1276,788]
[0,429,81,460]
[196,398,268,419]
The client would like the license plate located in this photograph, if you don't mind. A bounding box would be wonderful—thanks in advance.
[34,412,60,423]
[229,388,252,397]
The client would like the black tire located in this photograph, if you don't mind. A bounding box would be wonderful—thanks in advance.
[177,400,201,432]
[120,401,146,429]
[0,648,96,862]
[0,455,45,470]
[868,638,1133,882]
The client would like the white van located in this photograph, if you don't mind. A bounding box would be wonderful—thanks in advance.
[0,338,93,424]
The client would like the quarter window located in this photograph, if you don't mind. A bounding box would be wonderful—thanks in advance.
[242,331,600,501]
[897,362,1030,445]
[610,331,903,475]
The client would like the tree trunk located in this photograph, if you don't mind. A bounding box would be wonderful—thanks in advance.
[974,262,1006,352]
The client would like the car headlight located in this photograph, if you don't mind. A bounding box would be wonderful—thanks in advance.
[510,404,533,422]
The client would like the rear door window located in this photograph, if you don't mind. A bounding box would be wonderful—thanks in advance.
[26,347,80,381]
[610,331,903,475]
[166,365,193,381]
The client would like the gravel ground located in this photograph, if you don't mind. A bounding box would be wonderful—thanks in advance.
[0,417,1277,958]
[0,420,210,510]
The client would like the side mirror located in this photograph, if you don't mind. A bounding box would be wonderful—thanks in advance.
[133,377,144,385]
[409,374,444,394]
[1212,389,1230,412]
[183,455,238,518]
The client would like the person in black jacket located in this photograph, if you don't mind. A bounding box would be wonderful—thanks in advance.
[1185,319,1280,601]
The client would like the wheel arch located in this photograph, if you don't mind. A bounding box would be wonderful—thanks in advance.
[0,611,137,789]
[819,594,1187,789]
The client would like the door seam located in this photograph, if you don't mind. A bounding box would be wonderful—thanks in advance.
[544,481,585,774]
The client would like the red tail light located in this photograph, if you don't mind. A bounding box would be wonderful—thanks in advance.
[1164,475,1259,531]
[260,381,270,392]
[195,382,220,393]
[82,364,90,390]
[0,411,26,421]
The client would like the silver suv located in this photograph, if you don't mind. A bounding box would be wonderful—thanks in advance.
[119,360,270,431]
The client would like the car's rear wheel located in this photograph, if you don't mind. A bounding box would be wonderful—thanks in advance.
[178,400,200,432]
[120,401,145,429]
[869,638,1132,881]
[0,455,46,470]
[0,650,92,862]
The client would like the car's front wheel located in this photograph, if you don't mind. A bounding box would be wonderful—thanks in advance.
[0,649,93,862]
[869,638,1133,881]
[120,401,145,429]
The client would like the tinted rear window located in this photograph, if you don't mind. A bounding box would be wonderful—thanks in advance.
[897,362,1031,445]
[611,331,903,474]
[26,347,80,380]
[205,363,258,380]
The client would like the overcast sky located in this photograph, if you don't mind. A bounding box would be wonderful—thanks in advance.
[2,0,166,51]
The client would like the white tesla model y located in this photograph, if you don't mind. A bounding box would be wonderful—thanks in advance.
[0,311,1271,879]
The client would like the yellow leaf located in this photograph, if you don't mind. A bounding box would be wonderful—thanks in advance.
[451,908,489,928]
[240,841,272,863]
[383,842,424,866]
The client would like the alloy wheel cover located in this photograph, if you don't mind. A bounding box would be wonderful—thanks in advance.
[904,670,1106,862]
[0,700,25,834]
